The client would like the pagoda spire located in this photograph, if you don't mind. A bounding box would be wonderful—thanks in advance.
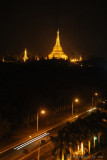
[55,29,60,47]
[48,29,68,60]
[23,48,28,62]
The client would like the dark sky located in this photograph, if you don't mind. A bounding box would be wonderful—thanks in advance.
[0,0,107,58]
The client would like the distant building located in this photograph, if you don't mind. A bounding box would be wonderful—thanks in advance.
[23,48,28,62]
[48,29,82,62]
[48,29,68,60]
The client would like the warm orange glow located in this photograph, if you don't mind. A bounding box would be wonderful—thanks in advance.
[70,56,82,63]
[70,58,79,63]
[2,57,4,62]
[74,98,79,103]
[35,55,39,60]
[47,29,82,62]
[94,92,98,96]
[41,110,45,114]
[78,145,79,151]
[79,56,82,61]
[88,141,90,154]
[23,48,28,62]
[48,29,68,60]
[81,142,83,155]
[94,136,97,148]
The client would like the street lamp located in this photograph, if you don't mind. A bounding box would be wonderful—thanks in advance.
[94,92,98,96]
[94,136,97,148]
[72,98,79,116]
[37,110,46,160]
[37,110,46,135]
[92,92,99,106]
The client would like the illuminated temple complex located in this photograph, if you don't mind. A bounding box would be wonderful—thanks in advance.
[1,30,82,63]
[48,29,82,62]
[48,29,68,60]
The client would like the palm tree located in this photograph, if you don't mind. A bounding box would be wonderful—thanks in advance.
[51,110,106,159]
[50,132,68,160]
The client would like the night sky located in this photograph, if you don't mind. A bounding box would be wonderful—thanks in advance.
[0,0,107,58]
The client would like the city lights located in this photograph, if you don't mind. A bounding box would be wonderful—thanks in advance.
[41,110,45,114]
[94,136,97,140]
[0,1,106,160]
[72,98,79,116]
[74,98,79,103]
[94,92,98,96]
[87,107,96,112]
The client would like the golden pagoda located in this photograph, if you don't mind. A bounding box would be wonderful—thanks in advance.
[23,48,28,62]
[48,29,68,60]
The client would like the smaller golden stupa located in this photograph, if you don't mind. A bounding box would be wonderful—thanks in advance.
[48,29,68,60]
[23,48,28,62]
[35,55,39,60]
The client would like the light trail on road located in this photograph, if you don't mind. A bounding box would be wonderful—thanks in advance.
[14,132,49,150]
[87,107,96,112]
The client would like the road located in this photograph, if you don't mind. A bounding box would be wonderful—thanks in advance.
[0,107,96,160]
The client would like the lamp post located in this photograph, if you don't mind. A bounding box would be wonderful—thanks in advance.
[92,92,98,106]
[37,110,46,160]
[94,136,97,148]
[72,98,79,116]
[37,110,45,134]
[94,93,98,106]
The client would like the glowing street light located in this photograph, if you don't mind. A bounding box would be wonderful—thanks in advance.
[37,110,46,134]
[94,92,98,96]
[92,92,99,106]
[75,98,79,102]
[37,109,46,160]
[72,98,79,116]
[41,110,45,114]
[94,136,97,148]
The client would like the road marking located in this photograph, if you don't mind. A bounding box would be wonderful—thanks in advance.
[18,141,52,160]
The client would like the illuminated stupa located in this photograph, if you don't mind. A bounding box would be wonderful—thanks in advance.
[23,48,28,62]
[48,29,68,60]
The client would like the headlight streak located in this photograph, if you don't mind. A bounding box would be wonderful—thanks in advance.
[87,107,96,112]
[14,132,49,151]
